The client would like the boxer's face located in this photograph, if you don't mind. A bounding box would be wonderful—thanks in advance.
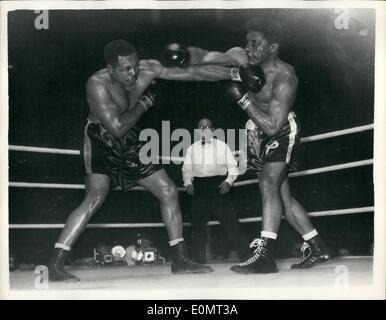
[110,53,140,87]
[245,31,272,65]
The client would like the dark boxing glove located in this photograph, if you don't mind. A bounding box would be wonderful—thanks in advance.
[227,82,253,111]
[230,64,266,93]
[162,43,190,68]
[139,85,157,112]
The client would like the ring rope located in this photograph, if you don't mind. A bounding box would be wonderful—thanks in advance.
[8,124,374,228]
[8,145,80,155]
[8,123,374,158]
[232,159,373,187]
[8,206,374,229]
[8,181,186,192]
[300,123,373,143]
[9,159,373,190]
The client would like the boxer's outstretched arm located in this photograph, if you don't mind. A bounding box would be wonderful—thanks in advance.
[245,75,297,137]
[86,78,146,138]
[187,46,247,66]
[144,59,232,81]
[160,64,233,81]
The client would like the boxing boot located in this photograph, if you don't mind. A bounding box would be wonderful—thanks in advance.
[291,235,333,269]
[47,248,79,282]
[171,241,213,274]
[231,238,278,274]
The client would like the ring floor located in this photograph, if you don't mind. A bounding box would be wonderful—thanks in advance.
[9,257,372,294]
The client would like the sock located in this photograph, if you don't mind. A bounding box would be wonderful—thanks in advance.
[302,229,318,241]
[169,238,184,247]
[261,231,278,240]
[55,243,71,251]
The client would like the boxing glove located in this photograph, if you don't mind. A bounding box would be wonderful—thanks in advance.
[139,87,156,112]
[230,64,266,93]
[162,43,190,68]
[227,82,253,111]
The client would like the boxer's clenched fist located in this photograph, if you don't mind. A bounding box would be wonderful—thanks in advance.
[162,43,190,68]
[138,88,156,112]
[227,82,253,111]
[231,64,265,93]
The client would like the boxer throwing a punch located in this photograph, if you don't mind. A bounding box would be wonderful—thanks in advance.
[185,19,333,273]
[47,40,240,281]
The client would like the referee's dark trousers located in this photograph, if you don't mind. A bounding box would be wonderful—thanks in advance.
[189,176,249,263]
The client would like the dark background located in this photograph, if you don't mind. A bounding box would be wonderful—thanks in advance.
[8,9,374,264]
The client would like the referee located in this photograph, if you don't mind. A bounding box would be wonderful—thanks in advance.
[182,118,249,263]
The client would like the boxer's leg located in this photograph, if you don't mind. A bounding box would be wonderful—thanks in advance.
[57,173,111,246]
[259,162,288,235]
[138,169,213,274]
[231,162,287,274]
[280,178,333,268]
[137,169,182,241]
[280,178,313,235]
[48,173,110,282]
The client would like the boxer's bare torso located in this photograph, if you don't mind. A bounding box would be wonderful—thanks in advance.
[86,60,158,124]
[250,61,297,114]
[85,56,233,134]
[228,47,298,120]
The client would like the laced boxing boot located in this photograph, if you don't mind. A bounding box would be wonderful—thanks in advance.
[47,248,80,282]
[291,235,333,269]
[171,241,213,274]
[230,238,278,274]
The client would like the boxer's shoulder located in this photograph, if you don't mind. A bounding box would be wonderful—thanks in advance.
[276,61,297,82]
[139,59,163,74]
[270,72,298,104]
[225,47,248,65]
[86,69,109,89]
[274,74,297,91]
[272,63,298,90]
[85,70,116,103]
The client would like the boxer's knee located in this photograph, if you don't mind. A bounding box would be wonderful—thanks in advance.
[80,189,107,219]
[159,181,178,203]
[259,175,280,197]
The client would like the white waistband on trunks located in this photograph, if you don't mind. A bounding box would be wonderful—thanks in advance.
[286,111,298,164]
[86,117,101,126]
[245,111,296,131]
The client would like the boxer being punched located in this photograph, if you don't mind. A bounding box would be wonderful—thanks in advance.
[47,39,238,282]
[186,19,333,273]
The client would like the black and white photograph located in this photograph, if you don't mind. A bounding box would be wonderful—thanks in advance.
[1,0,385,300]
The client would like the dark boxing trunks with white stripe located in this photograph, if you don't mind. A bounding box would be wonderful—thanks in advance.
[246,111,300,174]
[82,119,162,190]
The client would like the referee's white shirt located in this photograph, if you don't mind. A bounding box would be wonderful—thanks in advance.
[182,138,239,188]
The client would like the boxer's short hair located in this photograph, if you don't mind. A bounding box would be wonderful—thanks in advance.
[104,39,137,67]
[246,18,283,44]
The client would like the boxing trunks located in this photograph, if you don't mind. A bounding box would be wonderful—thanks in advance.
[82,119,162,190]
[245,111,300,174]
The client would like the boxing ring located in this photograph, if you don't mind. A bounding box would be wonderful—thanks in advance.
[8,123,374,291]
